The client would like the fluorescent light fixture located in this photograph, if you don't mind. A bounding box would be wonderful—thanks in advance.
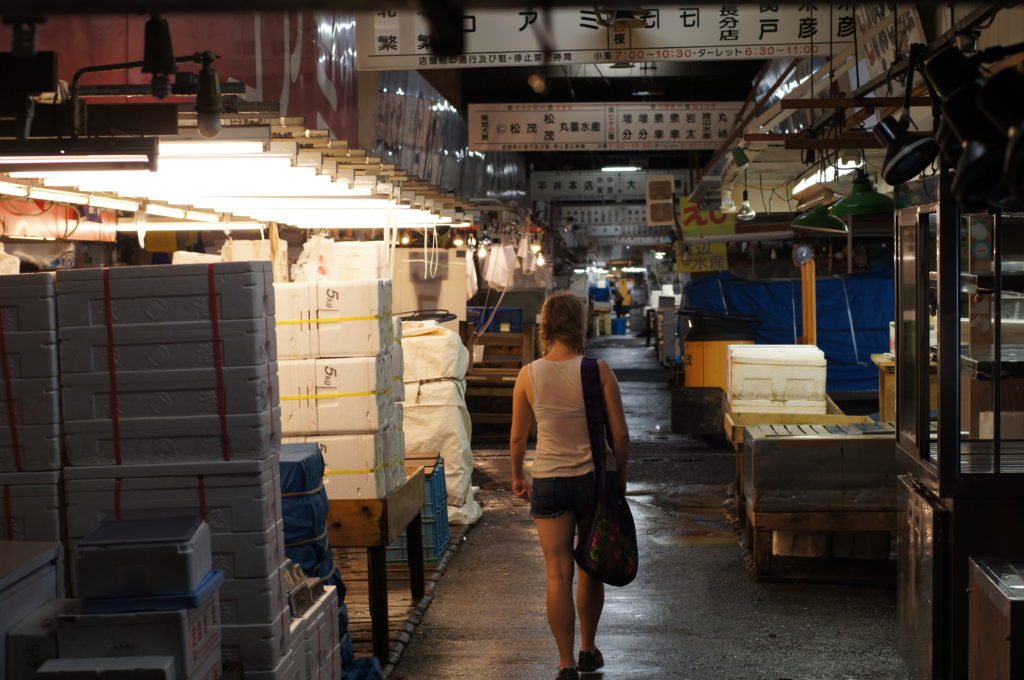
[573,268,587,274]
[87,195,141,211]
[158,141,267,156]
[185,210,221,223]
[144,204,186,218]
[116,219,264,231]
[601,165,641,172]
[27,187,87,203]
[621,266,647,273]
[0,138,158,172]
[0,180,29,198]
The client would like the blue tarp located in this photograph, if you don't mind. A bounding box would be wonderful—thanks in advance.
[684,269,894,393]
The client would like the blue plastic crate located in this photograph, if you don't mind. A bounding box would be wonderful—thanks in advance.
[611,317,627,335]
[387,459,449,564]
[589,286,610,302]
[466,306,523,333]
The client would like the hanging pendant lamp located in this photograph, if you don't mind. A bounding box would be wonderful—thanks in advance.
[830,168,894,216]
[791,205,849,233]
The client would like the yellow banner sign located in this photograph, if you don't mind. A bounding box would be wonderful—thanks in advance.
[676,241,728,273]
[678,197,735,237]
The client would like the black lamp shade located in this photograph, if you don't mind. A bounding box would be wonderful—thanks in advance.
[1007,127,1024,205]
[142,15,176,76]
[953,139,1004,211]
[874,116,940,185]
[923,45,981,99]
[978,68,1024,134]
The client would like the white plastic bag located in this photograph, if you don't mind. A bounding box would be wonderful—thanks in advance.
[483,244,517,290]
[291,234,336,282]
[0,244,21,275]
[465,248,479,300]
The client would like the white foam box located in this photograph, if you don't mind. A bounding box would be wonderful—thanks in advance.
[61,365,279,421]
[0,542,63,680]
[288,611,313,680]
[218,561,288,626]
[55,262,273,328]
[57,596,220,680]
[332,241,386,279]
[274,280,392,360]
[75,517,212,600]
[322,469,389,500]
[727,344,827,414]
[62,407,281,466]
[35,656,177,680]
[242,648,298,680]
[0,273,55,333]
[220,609,289,671]
[64,455,282,538]
[0,377,60,426]
[305,586,338,671]
[58,318,276,375]
[187,648,222,680]
[279,357,392,436]
[1,331,58,378]
[172,251,223,265]
[307,431,389,500]
[210,520,284,580]
[319,645,339,680]
[0,471,60,541]
[0,423,61,472]
[5,597,78,680]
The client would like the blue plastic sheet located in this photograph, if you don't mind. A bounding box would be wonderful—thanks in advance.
[280,444,328,547]
[683,270,894,393]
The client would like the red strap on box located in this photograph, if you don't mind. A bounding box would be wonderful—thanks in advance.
[103,269,123,465]
[0,314,23,472]
[196,475,208,522]
[207,265,230,461]
[3,484,14,539]
[114,477,123,521]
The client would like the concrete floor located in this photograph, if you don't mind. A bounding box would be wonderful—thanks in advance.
[392,336,908,680]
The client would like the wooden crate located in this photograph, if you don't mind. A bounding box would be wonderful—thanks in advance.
[463,326,536,435]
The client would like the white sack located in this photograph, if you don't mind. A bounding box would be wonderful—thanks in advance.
[400,321,469,382]
[482,244,517,290]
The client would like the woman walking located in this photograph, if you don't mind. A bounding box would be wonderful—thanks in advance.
[509,292,631,680]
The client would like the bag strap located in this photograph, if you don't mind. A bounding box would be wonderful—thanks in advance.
[580,357,607,473]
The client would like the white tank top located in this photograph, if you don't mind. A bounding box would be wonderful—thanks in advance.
[527,357,616,478]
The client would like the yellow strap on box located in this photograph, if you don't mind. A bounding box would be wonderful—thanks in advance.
[325,462,385,475]
[280,389,390,401]
[277,309,393,326]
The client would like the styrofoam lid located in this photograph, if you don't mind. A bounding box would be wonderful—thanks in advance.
[729,344,825,365]
[0,272,55,289]
[0,470,60,485]
[63,452,278,480]
[79,516,204,548]
[56,260,269,282]
[37,656,176,676]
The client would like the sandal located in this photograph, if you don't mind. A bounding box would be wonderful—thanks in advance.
[577,648,605,673]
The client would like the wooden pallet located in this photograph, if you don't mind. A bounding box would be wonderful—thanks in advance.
[723,394,873,450]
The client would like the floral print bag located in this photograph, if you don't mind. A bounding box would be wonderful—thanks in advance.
[574,358,639,587]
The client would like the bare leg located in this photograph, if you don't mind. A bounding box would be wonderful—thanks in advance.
[535,513,578,668]
[576,565,604,651]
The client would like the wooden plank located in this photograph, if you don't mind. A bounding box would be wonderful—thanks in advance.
[327,468,425,547]
[470,413,514,424]
[465,387,513,398]
[385,467,425,545]
[779,96,930,109]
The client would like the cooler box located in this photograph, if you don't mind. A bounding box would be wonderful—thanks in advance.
[466,307,522,333]
[727,344,827,414]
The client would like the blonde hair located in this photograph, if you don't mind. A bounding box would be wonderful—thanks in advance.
[539,292,587,354]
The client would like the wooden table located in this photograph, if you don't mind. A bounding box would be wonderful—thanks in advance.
[327,468,425,661]
[871,352,937,423]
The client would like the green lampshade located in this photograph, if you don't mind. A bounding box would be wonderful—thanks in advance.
[829,168,894,216]
[732,146,750,168]
[791,205,848,233]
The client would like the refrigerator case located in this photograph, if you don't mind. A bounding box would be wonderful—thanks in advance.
[898,475,949,680]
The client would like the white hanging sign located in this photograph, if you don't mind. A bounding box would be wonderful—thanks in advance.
[357,6,857,70]
[469,101,742,151]
[531,170,689,202]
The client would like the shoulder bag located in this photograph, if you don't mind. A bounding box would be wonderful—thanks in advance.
[574,357,639,587]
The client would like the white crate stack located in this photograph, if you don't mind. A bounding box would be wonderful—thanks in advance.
[726,344,828,414]
[55,262,291,675]
[0,273,62,543]
[276,241,406,500]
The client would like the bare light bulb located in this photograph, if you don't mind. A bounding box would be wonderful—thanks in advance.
[478,243,488,259]
[537,253,546,266]
[453,236,465,247]
[530,242,542,253]
[400,235,410,245]
[736,189,756,221]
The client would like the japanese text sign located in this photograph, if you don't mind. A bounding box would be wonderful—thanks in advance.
[470,102,741,151]
[357,6,858,70]
[678,197,735,237]
[676,241,729,273]
[531,170,688,202]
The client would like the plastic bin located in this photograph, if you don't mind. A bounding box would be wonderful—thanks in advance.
[387,458,449,564]
[611,318,627,335]
[588,286,610,302]
[466,307,523,333]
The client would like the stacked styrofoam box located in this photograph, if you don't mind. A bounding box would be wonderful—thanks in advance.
[56,263,289,674]
[62,457,289,672]
[56,263,280,466]
[275,274,404,500]
[726,344,828,414]
[1,541,64,679]
[0,274,63,543]
[283,586,339,680]
[332,241,387,281]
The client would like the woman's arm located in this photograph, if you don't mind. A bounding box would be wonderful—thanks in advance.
[510,366,534,500]
[598,359,630,492]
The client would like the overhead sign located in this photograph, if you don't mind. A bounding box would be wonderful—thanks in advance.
[561,203,647,227]
[678,197,735,237]
[469,102,741,152]
[531,170,689,202]
[676,241,729,273]
[357,6,857,70]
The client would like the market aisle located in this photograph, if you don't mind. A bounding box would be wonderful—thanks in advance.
[391,336,907,680]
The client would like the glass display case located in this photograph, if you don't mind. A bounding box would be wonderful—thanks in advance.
[896,201,1024,497]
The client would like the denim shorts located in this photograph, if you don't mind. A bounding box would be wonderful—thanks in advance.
[530,472,597,519]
